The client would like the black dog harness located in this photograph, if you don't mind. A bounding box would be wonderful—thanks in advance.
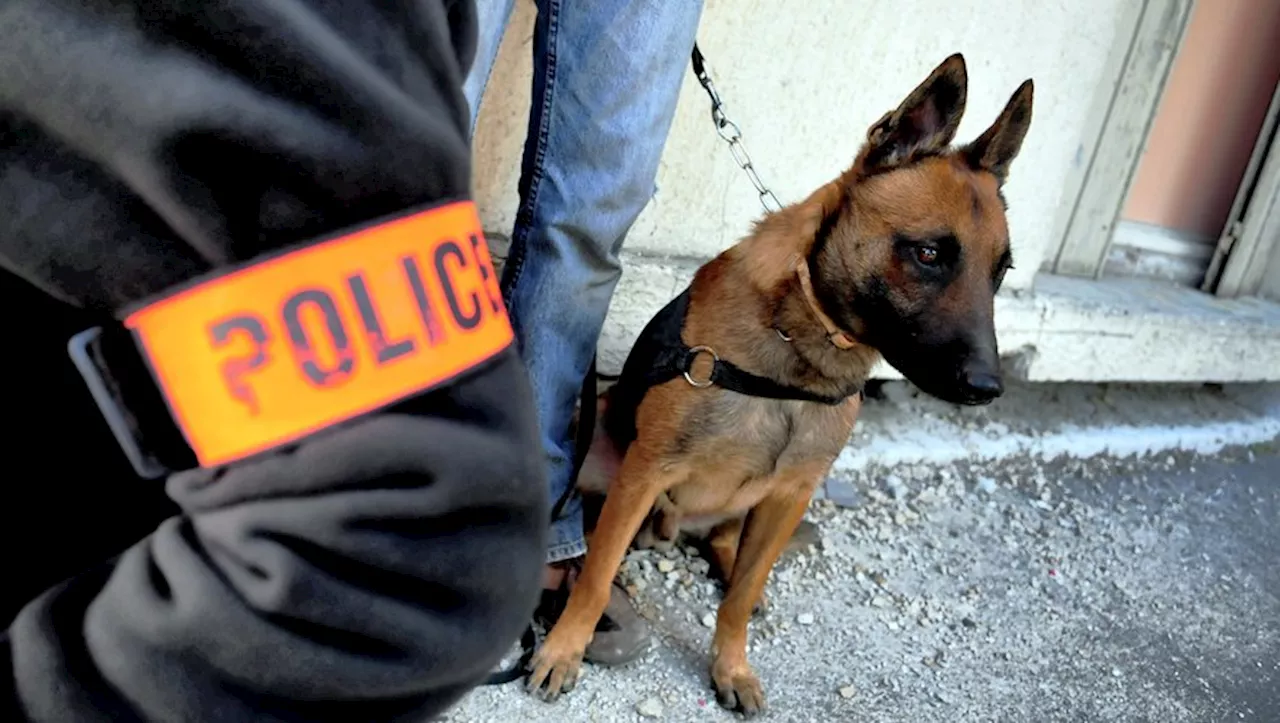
[604,286,857,449]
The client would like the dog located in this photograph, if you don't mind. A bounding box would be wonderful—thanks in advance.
[526,53,1033,716]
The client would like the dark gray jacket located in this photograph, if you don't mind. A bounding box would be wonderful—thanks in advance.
[0,1,546,720]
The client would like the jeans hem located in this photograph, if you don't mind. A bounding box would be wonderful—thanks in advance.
[546,538,587,565]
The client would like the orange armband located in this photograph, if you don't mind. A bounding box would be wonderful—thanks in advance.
[70,201,512,477]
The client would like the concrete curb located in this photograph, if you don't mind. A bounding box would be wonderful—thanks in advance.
[820,379,1280,504]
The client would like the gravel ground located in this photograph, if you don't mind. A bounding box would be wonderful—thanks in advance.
[444,442,1280,722]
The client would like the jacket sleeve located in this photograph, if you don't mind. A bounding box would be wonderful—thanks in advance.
[0,1,547,721]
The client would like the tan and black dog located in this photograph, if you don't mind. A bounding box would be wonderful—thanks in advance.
[527,54,1034,716]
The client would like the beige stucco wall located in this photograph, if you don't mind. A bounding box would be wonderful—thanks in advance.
[468,0,1280,384]
[471,0,1132,293]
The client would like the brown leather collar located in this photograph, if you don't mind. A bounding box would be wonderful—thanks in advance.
[794,259,858,350]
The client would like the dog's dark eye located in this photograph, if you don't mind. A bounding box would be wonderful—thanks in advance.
[894,233,955,271]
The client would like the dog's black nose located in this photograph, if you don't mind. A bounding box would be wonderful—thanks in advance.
[961,370,1004,401]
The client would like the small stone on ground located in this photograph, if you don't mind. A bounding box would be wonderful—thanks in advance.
[636,696,663,718]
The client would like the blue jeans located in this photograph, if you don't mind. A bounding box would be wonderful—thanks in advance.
[464,0,703,563]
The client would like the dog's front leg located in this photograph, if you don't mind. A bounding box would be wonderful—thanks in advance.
[710,460,827,717]
[527,444,684,701]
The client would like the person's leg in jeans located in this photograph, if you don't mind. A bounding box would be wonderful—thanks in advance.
[465,0,704,663]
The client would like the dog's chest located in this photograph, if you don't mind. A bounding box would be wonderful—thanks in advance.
[730,398,848,469]
[667,394,855,518]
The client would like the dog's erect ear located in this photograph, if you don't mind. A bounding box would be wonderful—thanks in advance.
[964,79,1034,182]
[861,54,968,173]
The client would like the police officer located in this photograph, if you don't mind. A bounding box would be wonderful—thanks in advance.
[0,1,545,720]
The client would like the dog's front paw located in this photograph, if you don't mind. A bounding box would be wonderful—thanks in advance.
[525,631,586,702]
[711,658,767,717]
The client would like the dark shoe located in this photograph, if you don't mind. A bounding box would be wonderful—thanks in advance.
[535,557,651,667]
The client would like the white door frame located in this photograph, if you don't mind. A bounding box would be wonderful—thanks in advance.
[1046,0,1196,280]
[1203,80,1280,299]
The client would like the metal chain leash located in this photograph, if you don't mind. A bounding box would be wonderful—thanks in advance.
[691,44,784,214]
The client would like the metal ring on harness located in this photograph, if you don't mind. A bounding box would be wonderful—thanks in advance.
[683,345,719,388]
